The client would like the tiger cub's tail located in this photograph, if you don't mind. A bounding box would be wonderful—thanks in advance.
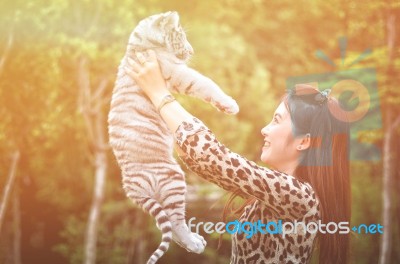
[139,197,172,264]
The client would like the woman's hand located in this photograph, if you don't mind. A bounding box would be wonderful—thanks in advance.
[125,49,193,134]
[125,50,171,107]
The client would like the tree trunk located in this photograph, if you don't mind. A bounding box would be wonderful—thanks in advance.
[379,10,397,264]
[0,31,13,78]
[0,150,20,234]
[379,109,394,264]
[12,185,21,264]
[84,145,107,264]
[78,57,109,264]
[135,215,147,264]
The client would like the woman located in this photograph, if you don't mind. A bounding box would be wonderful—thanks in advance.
[125,50,351,264]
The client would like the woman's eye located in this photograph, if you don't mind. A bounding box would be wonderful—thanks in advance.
[273,117,278,123]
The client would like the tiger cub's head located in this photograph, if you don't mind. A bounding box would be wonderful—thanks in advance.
[128,11,193,62]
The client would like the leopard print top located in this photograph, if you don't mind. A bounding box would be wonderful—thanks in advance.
[175,117,321,264]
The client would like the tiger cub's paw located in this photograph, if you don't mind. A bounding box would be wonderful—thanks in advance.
[215,96,239,115]
[173,231,206,254]
[184,232,206,254]
[206,96,239,115]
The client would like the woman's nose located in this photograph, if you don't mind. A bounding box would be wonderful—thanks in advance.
[261,126,269,137]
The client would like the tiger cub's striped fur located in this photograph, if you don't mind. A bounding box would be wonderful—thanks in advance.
[108,11,239,264]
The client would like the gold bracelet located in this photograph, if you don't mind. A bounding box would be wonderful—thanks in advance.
[157,94,176,112]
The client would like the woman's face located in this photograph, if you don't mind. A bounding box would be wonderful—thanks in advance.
[260,102,301,174]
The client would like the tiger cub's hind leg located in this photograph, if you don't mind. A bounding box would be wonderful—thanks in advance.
[160,173,207,254]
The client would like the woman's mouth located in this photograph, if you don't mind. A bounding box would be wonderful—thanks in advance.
[263,141,271,148]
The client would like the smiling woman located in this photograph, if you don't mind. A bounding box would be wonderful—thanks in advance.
[260,102,308,176]
[125,50,351,264]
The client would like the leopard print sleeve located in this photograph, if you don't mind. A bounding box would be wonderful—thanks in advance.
[175,117,317,219]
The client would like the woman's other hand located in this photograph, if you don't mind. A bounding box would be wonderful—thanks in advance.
[125,50,170,106]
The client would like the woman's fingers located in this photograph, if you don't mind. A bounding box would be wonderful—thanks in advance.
[135,51,147,65]
[147,50,158,63]
[127,57,140,72]
[125,50,162,84]
[131,50,158,69]
[123,50,168,101]
[124,65,138,80]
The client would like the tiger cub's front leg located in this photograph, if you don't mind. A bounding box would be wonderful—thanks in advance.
[161,62,239,115]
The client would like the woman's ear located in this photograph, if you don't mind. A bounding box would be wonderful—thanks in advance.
[296,133,311,151]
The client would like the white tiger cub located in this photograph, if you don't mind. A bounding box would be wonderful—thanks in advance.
[108,11,239,264]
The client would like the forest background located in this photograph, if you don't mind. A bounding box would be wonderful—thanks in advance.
[0,0,399,263]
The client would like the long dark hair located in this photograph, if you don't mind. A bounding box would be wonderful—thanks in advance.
[284,84,351,264]
[222,84,351,263]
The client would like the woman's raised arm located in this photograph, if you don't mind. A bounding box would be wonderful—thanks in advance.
[125,50,193,133]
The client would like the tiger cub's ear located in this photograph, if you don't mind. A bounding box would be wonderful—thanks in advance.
[159,11,179,30]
